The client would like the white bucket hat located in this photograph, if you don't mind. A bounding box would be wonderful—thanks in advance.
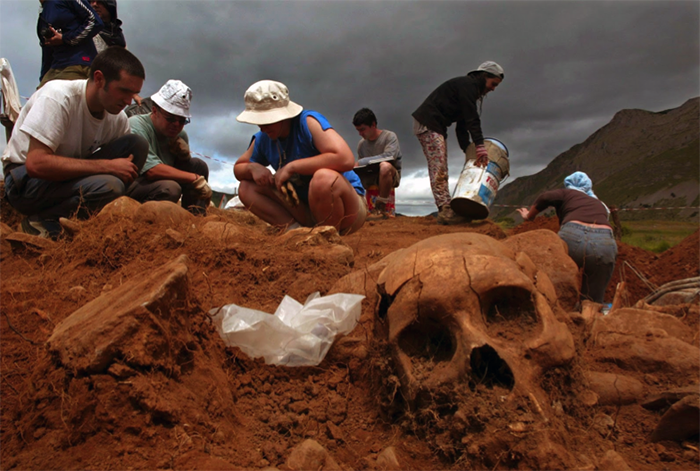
[470,61,504,79]
[151,79,192,118]
[236,80,303,125]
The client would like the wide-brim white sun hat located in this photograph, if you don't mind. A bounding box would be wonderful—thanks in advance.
[151,79,192,118]
[236,80,303,125]
[469,61,504,79]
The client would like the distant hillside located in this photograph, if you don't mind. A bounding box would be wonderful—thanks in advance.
[493,97,699,221]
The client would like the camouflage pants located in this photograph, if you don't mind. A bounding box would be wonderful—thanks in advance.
[416,130,450,208]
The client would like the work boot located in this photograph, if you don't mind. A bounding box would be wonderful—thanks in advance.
[436,205,468,225]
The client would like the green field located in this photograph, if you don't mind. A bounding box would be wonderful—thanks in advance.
[620,220,698,253]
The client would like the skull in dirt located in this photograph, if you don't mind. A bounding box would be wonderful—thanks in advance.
[375,233,575,409]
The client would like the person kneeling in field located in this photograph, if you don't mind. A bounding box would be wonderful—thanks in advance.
[234,80,367,235]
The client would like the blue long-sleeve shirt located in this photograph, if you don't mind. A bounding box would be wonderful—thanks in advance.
[38,0,103,80]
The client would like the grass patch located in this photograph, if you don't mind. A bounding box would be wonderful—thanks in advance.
[621,220,698,252]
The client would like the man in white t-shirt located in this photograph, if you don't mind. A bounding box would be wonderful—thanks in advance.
[352,108,402,216]
[2,46,148,238]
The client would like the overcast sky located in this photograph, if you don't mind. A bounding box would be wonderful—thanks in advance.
[1,0,698,214]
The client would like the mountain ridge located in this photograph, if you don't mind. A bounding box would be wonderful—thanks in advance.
[493,97,699,220]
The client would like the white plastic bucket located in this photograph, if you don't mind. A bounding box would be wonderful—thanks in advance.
[450,138,510,220]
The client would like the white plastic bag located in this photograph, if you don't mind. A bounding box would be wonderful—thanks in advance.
[209,292,364,366]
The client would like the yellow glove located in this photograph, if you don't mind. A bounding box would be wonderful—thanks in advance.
[189,175,212,200]
[279,181,300,207]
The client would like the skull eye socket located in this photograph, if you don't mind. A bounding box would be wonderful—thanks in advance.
[397,317,455,364]
[480,286,539,340]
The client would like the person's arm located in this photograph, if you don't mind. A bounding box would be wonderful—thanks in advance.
[456,81,484,149]
[25,137,137,183]
[144,164,198,184]
[356,132,401,166]
[518,190,561,221]
[47,0,103,47]
[517,205,540,221]
[234,138,275,187]
[274,116,354,189]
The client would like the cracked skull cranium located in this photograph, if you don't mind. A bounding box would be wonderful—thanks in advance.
[375,233,575,407]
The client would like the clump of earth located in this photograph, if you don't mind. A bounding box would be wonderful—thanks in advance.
[1,196,698,470]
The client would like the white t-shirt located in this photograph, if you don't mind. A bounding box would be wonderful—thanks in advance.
[2,79,129,166]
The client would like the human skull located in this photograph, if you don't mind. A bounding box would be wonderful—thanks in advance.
[375,233,575,408]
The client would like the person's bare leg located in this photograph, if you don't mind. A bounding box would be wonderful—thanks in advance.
[239,181,312,228]
[376,162,397,216]
[307,169,363,233]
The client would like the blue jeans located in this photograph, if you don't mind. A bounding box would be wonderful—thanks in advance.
[4,134,148,221]
[558,222,618,304]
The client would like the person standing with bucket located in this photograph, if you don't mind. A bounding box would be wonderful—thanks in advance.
[517,172,617,304]
[412,61,504,225]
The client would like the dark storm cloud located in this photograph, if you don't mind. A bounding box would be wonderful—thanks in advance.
[1,0,698,199]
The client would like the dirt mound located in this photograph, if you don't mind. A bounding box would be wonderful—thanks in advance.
[508,214,560,235]
[651,229,700,285]
[1,200,697,470]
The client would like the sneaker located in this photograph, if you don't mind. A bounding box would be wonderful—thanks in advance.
[436,206,468,225]
[20,216,61,239]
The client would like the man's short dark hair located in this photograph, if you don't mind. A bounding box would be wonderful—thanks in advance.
[352,108,377,127]
[90,46,145,85]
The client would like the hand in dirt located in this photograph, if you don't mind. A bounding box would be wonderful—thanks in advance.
[168,137,191,161]
[274,164,294,191]
[188,175,212,200]
[249,164,275,187]
[107,155,138,184]
[517,208,530,220]
[279,181,300,207]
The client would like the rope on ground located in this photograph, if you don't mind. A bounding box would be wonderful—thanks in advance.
[642,277,700,304]
[492,204,700,212]
[622,260,658,294]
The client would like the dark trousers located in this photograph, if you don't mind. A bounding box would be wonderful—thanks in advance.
[126,157,209,215]
[4,134,148,221]
[558,222,618,304]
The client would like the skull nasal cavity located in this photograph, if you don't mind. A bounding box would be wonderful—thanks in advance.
[470,344,515,390]
[397,317,454,363]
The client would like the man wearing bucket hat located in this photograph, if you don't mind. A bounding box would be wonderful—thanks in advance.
[518,171,617,304]
[127,79,212,215]
[412,61,504,225]
[234,80,367,235]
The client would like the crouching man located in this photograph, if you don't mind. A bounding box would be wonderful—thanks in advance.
[234,80,366,235]
[127,79,211,215]
[2,46,148,238]
[352,107,402,217]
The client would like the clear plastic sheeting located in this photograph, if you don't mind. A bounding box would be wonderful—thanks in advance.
[209,292,364,366]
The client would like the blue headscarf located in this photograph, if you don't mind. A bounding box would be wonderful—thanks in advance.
[564,171,597,198]
[564,171,610,216]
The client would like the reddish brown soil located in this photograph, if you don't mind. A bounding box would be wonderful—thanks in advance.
[1,206,697,470]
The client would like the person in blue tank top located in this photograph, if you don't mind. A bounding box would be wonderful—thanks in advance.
[234,80,367,235]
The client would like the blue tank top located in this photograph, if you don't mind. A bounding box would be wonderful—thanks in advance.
[249,110,365,202]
